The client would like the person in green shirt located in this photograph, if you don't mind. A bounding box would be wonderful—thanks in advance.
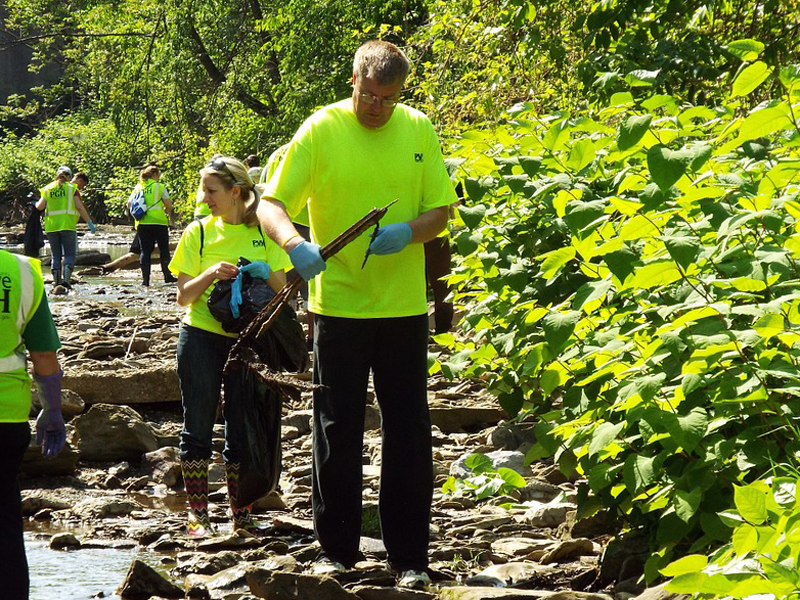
[169,157,291,537]
[35,166,96,288]
[0,250,64,600]
[257,40,456,589]
[128,164,176,286]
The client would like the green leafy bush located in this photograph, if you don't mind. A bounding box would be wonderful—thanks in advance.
[442,452,527,500]
[663,478,800,598]
[438,44,800,576]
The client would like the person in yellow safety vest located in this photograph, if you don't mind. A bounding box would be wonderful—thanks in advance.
[128,164,177,286]
[35,165,96,289]
[0,249,65,600]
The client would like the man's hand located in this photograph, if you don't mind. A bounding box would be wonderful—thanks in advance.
[289,241,326,280]
[87,221,97,234]
[369,223,412,255]
[34,370,66,458]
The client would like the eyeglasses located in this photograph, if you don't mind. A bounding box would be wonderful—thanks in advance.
[356,90,400,109]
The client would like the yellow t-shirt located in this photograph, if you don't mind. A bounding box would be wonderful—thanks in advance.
[264,100,456,318]
[169,216,291,337]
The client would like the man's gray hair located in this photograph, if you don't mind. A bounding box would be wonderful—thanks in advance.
[353,40,410,85]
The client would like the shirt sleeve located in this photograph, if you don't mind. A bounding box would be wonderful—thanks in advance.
[22,294,61,352]
[263,123,314,219]
[421,121,458,213]
[161,186,170,200]
[169,221,202,277]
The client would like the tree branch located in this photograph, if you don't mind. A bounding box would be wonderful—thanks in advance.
[0,29,149,51]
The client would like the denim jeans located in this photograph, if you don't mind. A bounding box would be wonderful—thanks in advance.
[47,230,77,273]
[176,325,245,463]
[0,422,32,600]
[311,314,432,571]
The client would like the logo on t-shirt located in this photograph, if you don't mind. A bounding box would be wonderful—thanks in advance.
[253,239,265,248]
[415,153,423,163]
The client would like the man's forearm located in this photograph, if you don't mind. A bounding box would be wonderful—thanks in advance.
[408,205,449,244]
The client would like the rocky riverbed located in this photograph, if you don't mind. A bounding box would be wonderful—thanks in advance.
[11,228,677,600]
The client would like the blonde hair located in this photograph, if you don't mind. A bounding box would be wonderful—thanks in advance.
[140,164,160,182]
[200,156,260,226]
[353,40,409,85]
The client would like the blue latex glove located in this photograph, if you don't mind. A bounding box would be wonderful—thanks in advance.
[87,221,97,234]
[240,260,270,280]
[34,370,66,458]
[230,271,244,319]
[368,223,412,255]
[288,241,326,281]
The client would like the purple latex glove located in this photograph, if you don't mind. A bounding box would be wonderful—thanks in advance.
[34,370,66,458]
[368,223,412,255]
[288,241,326,281]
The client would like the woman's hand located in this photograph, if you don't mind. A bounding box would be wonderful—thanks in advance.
[177,261,239,307]
[208,261,239,281]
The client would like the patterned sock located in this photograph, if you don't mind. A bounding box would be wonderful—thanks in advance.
[182,459,211,537]
[225,462,257,531]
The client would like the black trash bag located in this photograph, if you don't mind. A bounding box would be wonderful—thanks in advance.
[208,257,277,334]
[234,366,283,507]
[23,206,44,258]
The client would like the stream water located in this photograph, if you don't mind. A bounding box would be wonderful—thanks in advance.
[25,531,163,600]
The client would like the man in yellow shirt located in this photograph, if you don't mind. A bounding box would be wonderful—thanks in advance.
[258,40,456,589]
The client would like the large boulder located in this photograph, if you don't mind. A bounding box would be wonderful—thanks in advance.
[62,364,180,404]
[117,559,183,599]
[142,446,182,487]
[73,404,159,462]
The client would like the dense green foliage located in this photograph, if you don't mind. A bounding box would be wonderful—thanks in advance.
[5,0,800,588]
[663,477,800,597]
[434,43,800,577]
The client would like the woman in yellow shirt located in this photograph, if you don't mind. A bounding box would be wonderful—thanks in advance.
[169,157,290,537]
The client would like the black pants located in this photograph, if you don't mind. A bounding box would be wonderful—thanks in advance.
[137,224,171,284]
[0,422,31,600]
[312,314,432,571]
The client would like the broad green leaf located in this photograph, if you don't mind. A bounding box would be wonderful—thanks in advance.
[623,453,656,494]
[542,311,581,352]
[674,488,702,522]
[588,421,625,457]
[497,467,526,488]
[647,145,690,190]
[737,103,791,142]
[457,204,486,229]
[624,69,659,87]
[541,365,568,395]
[780,64,800,97]
[540,246,576,279]
[661,554,708,577]
[731,61,771,97]
[666,572,708,594]
[734,484,767,524]
[627,261,682,290]
[732,523,758,553]
[754,313,785,339]
[465,453,494,474]
[564,199,606,234]
[518,156,542,177]
[566,138,596,171]
[604,247,639,282]
[464,177,493,203]
[664,236,701,270]
[608,196,643,216]
[617,114,652,150]
[726,39,765,61]
[664,408,708,452]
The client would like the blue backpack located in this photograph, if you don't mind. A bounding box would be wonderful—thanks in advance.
[129,188,147,221]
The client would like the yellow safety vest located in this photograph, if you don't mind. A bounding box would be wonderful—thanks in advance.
[42,181,78,233]
[137,179,169,226]
[0,251,44,422]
